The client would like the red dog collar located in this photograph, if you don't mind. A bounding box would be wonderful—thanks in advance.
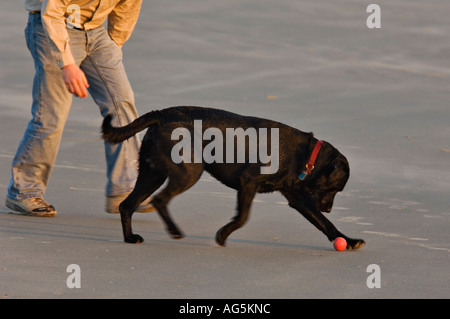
[299,140,323,181]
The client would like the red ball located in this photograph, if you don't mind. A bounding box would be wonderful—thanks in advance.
[333,237,347,251]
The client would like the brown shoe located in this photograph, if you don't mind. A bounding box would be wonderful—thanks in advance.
[5,197,57,217]
[105,193,156,214]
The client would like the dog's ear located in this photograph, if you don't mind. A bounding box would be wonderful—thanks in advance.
[325,154,350,191]
[304,144,349,189]
[332,154,350,177]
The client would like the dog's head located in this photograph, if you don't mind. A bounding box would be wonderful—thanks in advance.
[301,146,350,213]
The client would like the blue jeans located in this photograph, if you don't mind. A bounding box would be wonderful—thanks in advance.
[7,12,141,200]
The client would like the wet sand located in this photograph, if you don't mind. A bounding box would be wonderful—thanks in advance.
[0,1,449,299]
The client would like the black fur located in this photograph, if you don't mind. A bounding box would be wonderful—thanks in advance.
[102,106,364,250]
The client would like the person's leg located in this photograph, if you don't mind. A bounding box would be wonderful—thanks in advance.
[6,13,73,215]
[80,26,141,198]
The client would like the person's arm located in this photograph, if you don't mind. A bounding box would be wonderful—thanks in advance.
[42,0,89,98]
[107,0,143,47]
[41,0,74,68]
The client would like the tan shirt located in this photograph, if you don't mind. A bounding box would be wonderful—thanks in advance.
[24,0,142,68]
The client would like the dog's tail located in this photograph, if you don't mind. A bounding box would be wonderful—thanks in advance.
[102,111,162,144]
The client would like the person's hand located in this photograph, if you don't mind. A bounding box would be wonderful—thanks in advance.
[61,64,89,98]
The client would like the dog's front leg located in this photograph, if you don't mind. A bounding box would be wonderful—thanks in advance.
[283,192,365,250]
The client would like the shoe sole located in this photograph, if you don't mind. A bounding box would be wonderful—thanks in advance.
[5,201,57,217]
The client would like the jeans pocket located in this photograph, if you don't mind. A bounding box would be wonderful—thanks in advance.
[108,36,124,60]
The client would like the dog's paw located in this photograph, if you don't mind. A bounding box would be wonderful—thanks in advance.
[168,228,184,240]
[124,234,144,244]
[347,238,365,250]
[215,227,227,247]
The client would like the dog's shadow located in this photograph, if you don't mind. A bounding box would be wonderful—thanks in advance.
[183,233,331,251]
[0,209,331,251]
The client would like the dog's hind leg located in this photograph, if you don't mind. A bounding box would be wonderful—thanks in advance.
[215,177,258,246]
[120,166,167,243]
[151,163,203,240]
[282,191,365,250]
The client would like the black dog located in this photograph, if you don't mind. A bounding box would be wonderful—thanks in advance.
[102,106,364,250]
